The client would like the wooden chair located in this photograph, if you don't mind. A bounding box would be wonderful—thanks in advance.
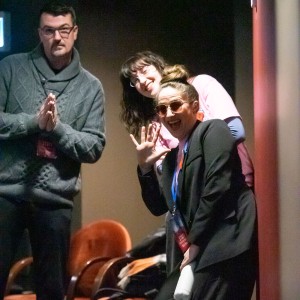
[91,226,167,300]
[91,257,149,300]
[4,219,132,300]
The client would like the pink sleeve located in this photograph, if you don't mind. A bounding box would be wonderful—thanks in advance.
[152,121,178,150]
[191,75,240,121]
[151,121,178,171]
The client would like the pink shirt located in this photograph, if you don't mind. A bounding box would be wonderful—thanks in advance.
[189,74,240,121]
[152,120,179,172]
[191,75,254,188]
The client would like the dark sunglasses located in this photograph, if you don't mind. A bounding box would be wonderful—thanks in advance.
[156,100,187,117]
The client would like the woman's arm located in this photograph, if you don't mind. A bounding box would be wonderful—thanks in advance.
[224,116,245,144]
[131,124,170,216]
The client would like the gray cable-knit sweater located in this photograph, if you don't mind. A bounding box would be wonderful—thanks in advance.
[0,44,106,207]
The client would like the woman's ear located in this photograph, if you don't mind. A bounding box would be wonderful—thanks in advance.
[196,111,204,121]
[192,101,204,121]
[192,101,199,113]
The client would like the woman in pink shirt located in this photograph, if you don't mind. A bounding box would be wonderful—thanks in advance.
[120,51,254,187]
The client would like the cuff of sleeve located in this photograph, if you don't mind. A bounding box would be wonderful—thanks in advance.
[137,165,154,176]
[49,121,65,139]
[26,116,40,134]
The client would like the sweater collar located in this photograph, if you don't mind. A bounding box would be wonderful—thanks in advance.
[30,43,81,83]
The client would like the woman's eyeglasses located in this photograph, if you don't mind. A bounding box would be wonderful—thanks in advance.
[156,100,187,117]
[129,65,156,87]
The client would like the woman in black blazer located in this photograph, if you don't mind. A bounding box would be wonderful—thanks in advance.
[130,67,257,300]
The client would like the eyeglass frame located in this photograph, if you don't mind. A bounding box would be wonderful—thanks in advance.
[39,25,76,39]
[129,65,157,87]
[155,99,190,117]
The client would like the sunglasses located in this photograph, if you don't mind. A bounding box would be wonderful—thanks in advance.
[156,100,188,117]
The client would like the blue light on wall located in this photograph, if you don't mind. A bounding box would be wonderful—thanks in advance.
[0,12,11,52]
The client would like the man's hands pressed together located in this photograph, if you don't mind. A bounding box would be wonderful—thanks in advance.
[38,93,58,132]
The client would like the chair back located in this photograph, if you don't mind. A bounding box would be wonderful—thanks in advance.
[68,219,132,296]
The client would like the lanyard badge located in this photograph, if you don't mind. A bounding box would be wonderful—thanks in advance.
[170,210,190,253]
[170,140,190,253]
[37,138,57,159]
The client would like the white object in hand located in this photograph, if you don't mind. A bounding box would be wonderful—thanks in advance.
[174,262,196,300]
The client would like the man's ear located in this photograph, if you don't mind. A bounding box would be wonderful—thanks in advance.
[73,25,79,41]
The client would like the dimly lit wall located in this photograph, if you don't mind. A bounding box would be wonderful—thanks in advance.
[0,0,252,246]
[76,0,237,245]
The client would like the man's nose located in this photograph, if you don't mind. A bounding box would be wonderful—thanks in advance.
[53,30,62,39]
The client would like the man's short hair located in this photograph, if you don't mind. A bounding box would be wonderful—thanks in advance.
[39,1,76,25]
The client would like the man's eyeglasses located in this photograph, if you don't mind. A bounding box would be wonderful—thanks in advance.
[40,26,75,39]
[156,100,188,117]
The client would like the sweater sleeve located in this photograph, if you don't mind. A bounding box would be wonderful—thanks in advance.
[0,58,40,138]
[48,81,106,164]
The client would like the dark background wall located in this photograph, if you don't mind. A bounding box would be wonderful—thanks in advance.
[0,0,77,58]
[0,1,252,247]
[78,0,234,96]
[0,0,234,95]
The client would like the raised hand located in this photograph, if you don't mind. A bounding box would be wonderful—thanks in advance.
[130,124,171,174]
[38,93,58,132]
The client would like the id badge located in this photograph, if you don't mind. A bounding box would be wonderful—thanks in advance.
[37,138,57,159]
[170,210,190,253]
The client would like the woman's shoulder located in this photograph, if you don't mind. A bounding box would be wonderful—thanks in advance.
[189,120,233,150]
[200,118,228,128]
[188,74,217,85]
[195,119,230,136]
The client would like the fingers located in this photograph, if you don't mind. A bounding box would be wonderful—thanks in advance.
[130,134,139,147]
[153,148,171,160]
[146,124,153,141]
[152,123,161,145]
[130,123,166,152]
[45,111,57,132]
[38,93,58,131]
[180,244,200,271]
[140,126,146,143]
[48,93,56,101]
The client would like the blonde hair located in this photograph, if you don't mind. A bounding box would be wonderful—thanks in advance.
[160,64,190,84]
[156,64,199,103]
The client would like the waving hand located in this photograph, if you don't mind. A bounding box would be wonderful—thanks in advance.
[130,124,171,174]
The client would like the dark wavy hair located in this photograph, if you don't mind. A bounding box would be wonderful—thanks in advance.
[119,51,167,137]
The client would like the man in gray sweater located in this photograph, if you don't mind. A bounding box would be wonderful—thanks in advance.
[0,2,106,299]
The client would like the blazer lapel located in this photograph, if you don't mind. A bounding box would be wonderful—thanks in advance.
[162,148,177,210]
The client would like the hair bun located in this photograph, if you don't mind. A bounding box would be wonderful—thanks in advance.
[161,64,190,84]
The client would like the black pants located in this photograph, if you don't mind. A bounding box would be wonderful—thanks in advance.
[155,250,257,300]
[0,197,72,300]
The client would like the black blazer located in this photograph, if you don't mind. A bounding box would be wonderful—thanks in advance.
[138,119,257,271]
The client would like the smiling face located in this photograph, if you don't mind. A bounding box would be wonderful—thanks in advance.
[38,12,78,70]
[156,86,199,141]
[130,64,162,98]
